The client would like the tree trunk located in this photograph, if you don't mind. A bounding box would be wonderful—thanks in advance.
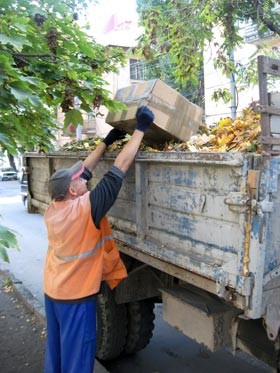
[8,153,17,171]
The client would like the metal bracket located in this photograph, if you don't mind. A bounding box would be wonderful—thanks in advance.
[215,269,254,299]
[251,199,274,217]
[250,199,273,244]
[224,192,249,212]
[235,274,254,296]
[264,265,280,286]
[215,270,229,298]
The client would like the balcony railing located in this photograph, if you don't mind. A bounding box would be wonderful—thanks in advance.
[242,5,279,43]
[243,23,274,43]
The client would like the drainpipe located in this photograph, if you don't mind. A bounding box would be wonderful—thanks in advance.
[74,96,82,140]
[229,50,237,120]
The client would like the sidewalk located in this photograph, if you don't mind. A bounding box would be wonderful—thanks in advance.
[0,269,108,373]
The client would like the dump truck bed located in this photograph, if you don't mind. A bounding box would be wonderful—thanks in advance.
[24,151,280,322]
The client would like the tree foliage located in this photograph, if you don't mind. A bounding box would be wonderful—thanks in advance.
[0,0,127,154]
[136,0,280,90]
[0,221,19,263]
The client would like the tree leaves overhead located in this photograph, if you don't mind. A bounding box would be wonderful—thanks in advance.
[0,0,127,154]
[136,0,280,88]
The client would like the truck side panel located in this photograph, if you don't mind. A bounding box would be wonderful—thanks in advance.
[25,151,277,319]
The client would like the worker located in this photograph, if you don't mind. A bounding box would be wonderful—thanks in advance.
[43,106,154,373]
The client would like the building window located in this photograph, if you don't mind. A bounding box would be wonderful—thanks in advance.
[130,59,145,81]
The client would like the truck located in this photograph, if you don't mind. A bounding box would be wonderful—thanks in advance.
[23,56,280,370]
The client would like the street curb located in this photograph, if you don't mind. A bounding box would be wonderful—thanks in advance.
[0,269,109,373]
[1,269,46,325]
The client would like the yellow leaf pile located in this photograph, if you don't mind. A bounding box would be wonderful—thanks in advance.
[58,107,262,154]
[59,137,104,151]
[188,107,262,153]
[58,135,158,152]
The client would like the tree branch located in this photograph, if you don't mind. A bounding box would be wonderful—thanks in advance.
[257,2,280,36]
[260,17,280,36]
[13,52,54,58]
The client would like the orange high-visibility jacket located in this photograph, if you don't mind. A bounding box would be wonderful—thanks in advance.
[43,191,127,300]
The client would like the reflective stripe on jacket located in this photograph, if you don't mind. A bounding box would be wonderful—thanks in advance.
[43,191,127,300]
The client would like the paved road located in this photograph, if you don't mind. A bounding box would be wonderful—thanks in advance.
[0,180,46,303]
[0,180,272,373]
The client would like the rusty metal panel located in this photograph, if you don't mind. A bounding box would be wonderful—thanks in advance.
[24,151,251,289]
[24,150,280,321]
[106,152,253,304]
[24,156,51,206]
[258,156,280,334]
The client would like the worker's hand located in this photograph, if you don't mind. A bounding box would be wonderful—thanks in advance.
[103,128,126,147]
[135,106,154,133]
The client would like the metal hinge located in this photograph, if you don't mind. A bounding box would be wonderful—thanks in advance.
[235,274,254,296]
[215,270,254,298]
[251,199,274,217]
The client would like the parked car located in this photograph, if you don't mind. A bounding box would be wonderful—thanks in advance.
[0,167,18,181]
[20,172,28,208]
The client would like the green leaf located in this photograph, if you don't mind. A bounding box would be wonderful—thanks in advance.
[77,41,96,59]
[62,40,79,54]
[80,102,92,113]
[105,99,127,112]
[28,95,43,106]
[0,54,13,68]
[0,133,9,143]
[19,75,46,88]
[67,70,79,80]
[0,34,30,51]
[0,73,8,80]
[10,87,33,102]
[0,245,10,263]
[0,133,17,153]
[64,109,84,128]
[0,222,19,262]
[0,224,19,249]
[9,80,33,91]
[14,22,28,32]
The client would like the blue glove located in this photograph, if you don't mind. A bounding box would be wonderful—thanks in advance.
[135,106,154,133]
[103,128,126,147]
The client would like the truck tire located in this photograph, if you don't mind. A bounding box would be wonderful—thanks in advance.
[123,298,155,355]
[96,284,127,361]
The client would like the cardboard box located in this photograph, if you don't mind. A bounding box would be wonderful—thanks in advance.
[106,79,204,147]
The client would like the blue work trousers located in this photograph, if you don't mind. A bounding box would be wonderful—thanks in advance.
[44,296,96,373]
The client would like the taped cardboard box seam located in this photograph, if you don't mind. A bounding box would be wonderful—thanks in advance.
[106,79,204,147]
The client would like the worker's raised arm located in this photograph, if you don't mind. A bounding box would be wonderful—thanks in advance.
[83,106,154,174]
[83,128,126,172]
[114,106,154,173]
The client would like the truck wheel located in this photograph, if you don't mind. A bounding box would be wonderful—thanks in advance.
[96,284,127,361]
[123,298,155,355]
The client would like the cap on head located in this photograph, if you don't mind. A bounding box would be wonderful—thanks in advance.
[48,160,85,200]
